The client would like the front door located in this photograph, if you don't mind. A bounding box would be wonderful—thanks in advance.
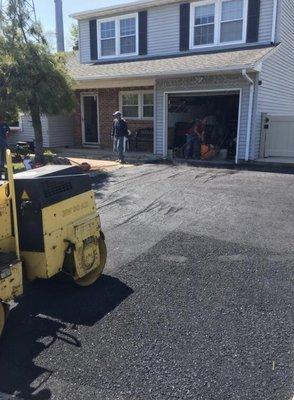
[82,95,99,145]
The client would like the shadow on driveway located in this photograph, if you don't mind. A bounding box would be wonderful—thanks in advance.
[0,275,133,400]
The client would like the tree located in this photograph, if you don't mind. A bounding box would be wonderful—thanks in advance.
[70,23,79,51]
[0,0,75,161]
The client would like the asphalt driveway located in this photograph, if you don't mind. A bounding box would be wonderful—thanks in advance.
[0,164,293,400]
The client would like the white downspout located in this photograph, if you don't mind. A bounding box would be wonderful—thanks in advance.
[271,0,278,43]
[242,69,254,162]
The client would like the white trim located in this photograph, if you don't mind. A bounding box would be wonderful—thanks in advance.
[163,88,242,162]
[242,69,254,161]
[189,0,248,50]
[97,13,138,60]
[271,0,278,43]
[235,88,242,163]
[80,92,100,145]
[119,90,154,120]
[71,0,191,20]
[153,82,157,155]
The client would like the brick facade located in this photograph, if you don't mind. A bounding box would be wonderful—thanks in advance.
[74,86,154,152]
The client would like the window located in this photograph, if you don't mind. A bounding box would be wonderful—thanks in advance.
[120,91,154,119]
[194,4,215,46]
[220,0,244,43]
[143,93,154,118]
[190,0,247,48]
[121,93,139,118]
[98,14,138,58]
[120,18,136,54]
[100,21,116,57]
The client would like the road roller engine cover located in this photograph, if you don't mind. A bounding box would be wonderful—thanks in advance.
[0,154,107,337]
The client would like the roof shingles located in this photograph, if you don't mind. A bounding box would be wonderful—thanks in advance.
[67,46,276,82]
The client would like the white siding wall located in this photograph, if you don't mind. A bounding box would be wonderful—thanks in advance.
[253,0,294,158]
[147,4,179,55]
[155,74,252,160]
[79,19,91,63]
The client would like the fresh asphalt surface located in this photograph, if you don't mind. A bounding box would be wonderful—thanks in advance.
[0,164,293,400]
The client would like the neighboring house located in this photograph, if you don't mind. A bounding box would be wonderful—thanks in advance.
[67,0,294,162]
[8,114,74,148]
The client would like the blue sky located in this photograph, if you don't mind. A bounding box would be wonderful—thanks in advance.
[34,0,138,50]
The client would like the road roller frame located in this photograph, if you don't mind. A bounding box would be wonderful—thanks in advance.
[0,150,107,338]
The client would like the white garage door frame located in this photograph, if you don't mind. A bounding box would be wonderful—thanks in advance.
[163,88,243,164]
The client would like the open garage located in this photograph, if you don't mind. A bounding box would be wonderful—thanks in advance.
[166,91,240,162]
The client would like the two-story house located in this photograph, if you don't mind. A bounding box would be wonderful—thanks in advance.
[68,0,294,163]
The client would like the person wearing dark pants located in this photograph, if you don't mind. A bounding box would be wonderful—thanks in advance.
[184,120,205,160]
[111,111,129,163]
[0,116,10,169]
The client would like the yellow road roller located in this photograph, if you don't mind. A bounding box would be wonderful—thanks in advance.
[0,150,107,337]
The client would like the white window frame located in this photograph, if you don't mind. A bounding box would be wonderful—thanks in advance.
[189,0,248,50]
[97,13,139,59]
[119,90,154,120]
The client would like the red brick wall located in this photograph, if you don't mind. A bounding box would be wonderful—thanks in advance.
[74,86,154,151]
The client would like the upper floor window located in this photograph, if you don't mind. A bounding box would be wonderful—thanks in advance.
[194,3,215,46]
[190,0,248,49]
[98,14,138,58]
[221,0,244,42]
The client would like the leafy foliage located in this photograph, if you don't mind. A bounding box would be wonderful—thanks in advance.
[70,23,79,51]
[0,0,75,160]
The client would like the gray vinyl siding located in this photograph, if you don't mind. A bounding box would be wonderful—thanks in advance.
[8,115,74,148]
[77,0,275,62]
[147,4,179,56]
[253,0,294,158]
[155,74,252,160]
[79,19,91,63]
[47,115,74,147]
[259,0,274,43]
[8,115,50,147]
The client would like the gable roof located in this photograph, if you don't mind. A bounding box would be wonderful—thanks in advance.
[67,46,276,84]
[70,0,182,20]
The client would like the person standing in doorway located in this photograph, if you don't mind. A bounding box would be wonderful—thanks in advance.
[111,111,129,163]
[0,116,10,169]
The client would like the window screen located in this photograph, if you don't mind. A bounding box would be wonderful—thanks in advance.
[120,17,136,54]
[194,4,215,46]
[220,0,244,43]
[100,21,116,56]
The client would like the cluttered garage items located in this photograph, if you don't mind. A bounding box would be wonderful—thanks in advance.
[167,92,239,161]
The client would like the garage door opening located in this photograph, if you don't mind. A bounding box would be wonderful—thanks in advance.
[167,91,240,162]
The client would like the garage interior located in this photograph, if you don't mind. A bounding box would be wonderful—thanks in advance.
[167,92,240,161]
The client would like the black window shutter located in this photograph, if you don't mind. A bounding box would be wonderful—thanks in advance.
[180,3,190,51]
[246,0,261,43]
[139,11,148,55]
[89,20,98,60]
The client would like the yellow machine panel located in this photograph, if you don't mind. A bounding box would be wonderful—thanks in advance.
[0,260,23,302]
[23,190,102,281]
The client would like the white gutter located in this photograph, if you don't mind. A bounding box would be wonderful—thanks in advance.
[271,0,278,43]
[242,69,254,161]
